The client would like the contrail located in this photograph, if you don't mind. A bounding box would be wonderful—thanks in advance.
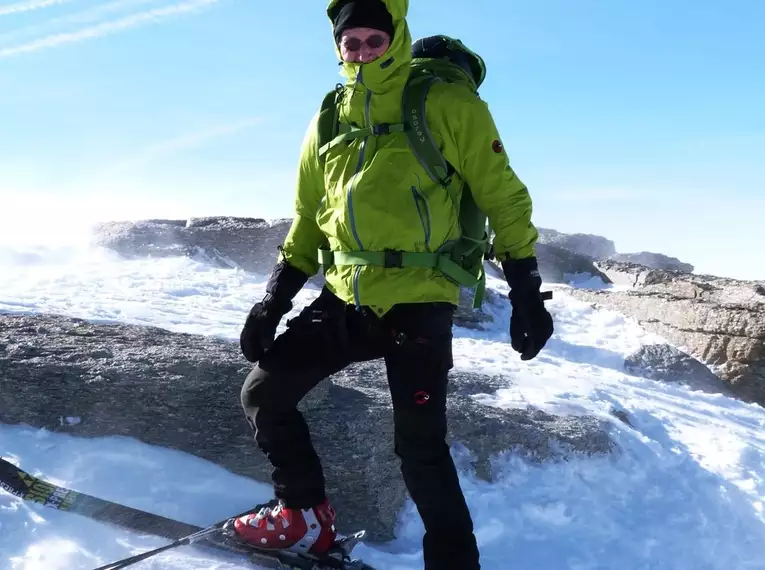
[0,0,72,17]
[114,118,264,172]
[0,0,222,57]
[140,118,265,157]
[0,0,162,45]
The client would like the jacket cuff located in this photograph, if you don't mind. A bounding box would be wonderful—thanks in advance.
[262,260,308,312]
[500,256,541,292]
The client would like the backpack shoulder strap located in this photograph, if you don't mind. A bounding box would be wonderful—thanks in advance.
[317,84,407,163]
[402,73,450,184]
[316,86,343,166]
[403,72,462,214]
[403,68,493,309]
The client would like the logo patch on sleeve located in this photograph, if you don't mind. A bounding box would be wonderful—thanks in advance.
[492,139,504,153]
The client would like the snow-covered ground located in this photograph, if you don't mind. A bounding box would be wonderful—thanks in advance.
[2,242,765,570]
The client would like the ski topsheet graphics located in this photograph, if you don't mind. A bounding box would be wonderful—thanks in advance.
[0,455,200,538]
[0,456,375,569]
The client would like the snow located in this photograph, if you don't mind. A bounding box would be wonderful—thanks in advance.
[2,241,765,570]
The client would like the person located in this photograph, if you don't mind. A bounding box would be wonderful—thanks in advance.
[231,1,554,568]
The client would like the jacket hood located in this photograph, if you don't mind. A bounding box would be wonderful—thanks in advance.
[326,0,411,93]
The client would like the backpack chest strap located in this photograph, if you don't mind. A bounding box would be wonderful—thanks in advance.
[318,122,407,158]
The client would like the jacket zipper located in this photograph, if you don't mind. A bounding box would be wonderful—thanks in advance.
[347,67,372,309]
[411,186,431,251]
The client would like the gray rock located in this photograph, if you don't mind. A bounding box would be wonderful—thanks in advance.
[593,259,658,288]
[537,228,616,259]
[90,216,611,328]
[624,343,734,396]
[536,243,611,285]
[534,228,694,275]
[609,252,694,273]
[93,217,614,287]
[92,217,293,277]
[92,217,693,290]
[453,286,507,330]
[568,269,765,405]
[0,312,614,541]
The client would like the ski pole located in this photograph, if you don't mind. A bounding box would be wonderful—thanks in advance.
[90,506,262,570]
[92,525,223,570]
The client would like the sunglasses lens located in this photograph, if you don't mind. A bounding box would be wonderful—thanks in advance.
[343,34,386,51]
[344,37,362,51]
[367,35,385,49]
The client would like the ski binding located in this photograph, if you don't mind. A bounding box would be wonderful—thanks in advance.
[215,518,375,570]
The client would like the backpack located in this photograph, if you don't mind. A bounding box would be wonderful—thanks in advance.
[316,35,492,308]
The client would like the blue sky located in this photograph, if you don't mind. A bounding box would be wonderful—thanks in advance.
[1,0,763,279]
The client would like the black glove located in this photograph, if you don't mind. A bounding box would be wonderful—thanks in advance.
[501,256,554,361]
[240,260,308,363]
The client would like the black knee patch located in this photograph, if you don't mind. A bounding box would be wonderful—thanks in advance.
[240,366,279,415]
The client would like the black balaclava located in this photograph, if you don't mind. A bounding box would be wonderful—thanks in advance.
[330,0,395,46]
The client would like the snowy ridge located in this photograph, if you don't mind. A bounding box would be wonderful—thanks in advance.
[2,245,765,569]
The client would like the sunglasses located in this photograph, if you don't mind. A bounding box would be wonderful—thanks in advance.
[342,34,387,51]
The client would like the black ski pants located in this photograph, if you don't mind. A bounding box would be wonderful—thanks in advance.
[240,287,480,569]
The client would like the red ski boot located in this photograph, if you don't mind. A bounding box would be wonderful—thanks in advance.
[231,499,337,555]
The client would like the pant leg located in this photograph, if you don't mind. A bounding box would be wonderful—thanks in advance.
[241,288,361,509]
[383,302,480,570]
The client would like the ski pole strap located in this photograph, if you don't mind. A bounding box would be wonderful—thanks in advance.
[318,122,407,158]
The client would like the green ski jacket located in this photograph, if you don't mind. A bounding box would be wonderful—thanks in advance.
[278,0,539,315]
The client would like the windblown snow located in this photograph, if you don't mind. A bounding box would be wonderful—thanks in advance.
[1,242,765,570]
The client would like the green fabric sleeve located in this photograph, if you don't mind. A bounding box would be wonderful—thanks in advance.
[432,83,538,260]
[279,112,329,276]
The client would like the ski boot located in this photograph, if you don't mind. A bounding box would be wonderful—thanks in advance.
[229,498,337,555]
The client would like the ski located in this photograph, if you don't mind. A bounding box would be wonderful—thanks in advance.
[0,456,376,569]
[0,455,200,538]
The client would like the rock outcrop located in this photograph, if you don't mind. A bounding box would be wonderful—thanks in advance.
[624,343,734,396]
[536,243,611,285]
[535,228,694,273]
[593,259,661,288]
[91,217,293,277]
[92,218,692,288]
[90,217,613,330]
[568,265,765,404]
[92,217,613,287]
[0,313,614,542]
[609,252,694,273]
[453,286,507,330]
[537,228,616,259]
